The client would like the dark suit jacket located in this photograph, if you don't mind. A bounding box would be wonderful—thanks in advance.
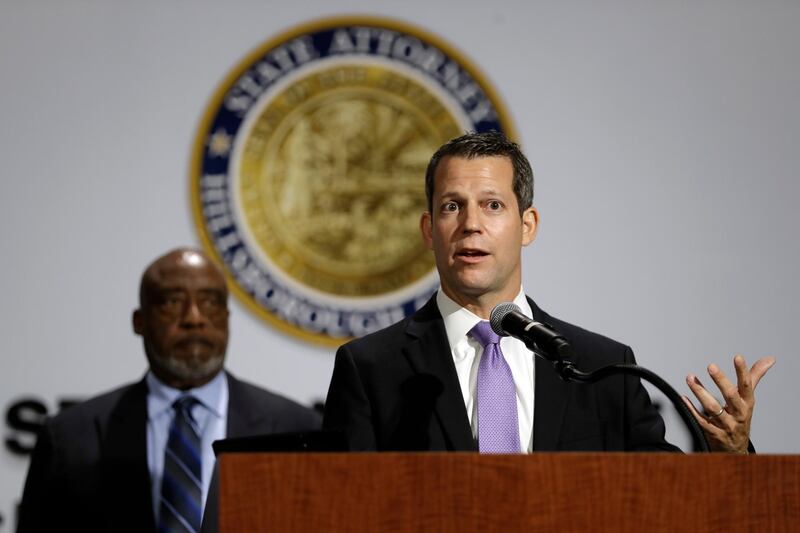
[323,295,679,452]
[17,372,321,533]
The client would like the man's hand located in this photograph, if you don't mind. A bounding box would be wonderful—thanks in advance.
[682,355,775,453]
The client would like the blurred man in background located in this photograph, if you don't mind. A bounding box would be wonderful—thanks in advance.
[18,247,320,532]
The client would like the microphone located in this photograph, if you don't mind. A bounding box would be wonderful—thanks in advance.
[489,302,575,361]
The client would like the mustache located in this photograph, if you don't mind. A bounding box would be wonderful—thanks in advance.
[173,335,215,349]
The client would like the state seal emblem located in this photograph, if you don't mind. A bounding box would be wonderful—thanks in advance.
[190,16,516,345]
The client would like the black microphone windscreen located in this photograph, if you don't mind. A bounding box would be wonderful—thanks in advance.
[490,302,522,337]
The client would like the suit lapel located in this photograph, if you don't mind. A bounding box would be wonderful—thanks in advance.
[529,298,569,451]
[100,379,156,532]
[532,357,569,450]
[225,373,267,438]
[403,296,475,451]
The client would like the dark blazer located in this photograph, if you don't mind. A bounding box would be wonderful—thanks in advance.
[17,372,321,533]
[323,295,679,452]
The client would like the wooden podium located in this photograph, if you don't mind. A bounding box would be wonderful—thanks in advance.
[217,452,799,532]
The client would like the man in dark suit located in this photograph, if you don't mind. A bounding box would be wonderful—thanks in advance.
[323,131,773,453]
[18,248,320,532]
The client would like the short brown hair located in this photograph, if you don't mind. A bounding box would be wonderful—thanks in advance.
[424,131,534,215]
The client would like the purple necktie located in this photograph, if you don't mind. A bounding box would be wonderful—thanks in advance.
[470,321,521,453]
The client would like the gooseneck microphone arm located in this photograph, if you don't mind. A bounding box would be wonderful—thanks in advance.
[490,303,710,453]
[553,360,710,453]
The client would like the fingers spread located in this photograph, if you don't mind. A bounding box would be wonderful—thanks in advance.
[707,363,731,391]
[706,364,745,413]
[686,354,772,454]
[686,374,727,416]
[682,396,725,436]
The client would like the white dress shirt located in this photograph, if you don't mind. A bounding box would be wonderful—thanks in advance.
[437,289,536,452]
[146,370,228,523]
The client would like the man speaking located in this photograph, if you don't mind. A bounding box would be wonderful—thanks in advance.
[323,131,773,453]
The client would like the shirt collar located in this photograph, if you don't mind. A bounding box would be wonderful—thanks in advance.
[437,288,532,351]
[146,369,227,420]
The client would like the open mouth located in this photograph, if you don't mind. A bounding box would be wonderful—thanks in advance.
[456,248,489,260]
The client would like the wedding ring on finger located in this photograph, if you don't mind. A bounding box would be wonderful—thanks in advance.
[707,406,726,419]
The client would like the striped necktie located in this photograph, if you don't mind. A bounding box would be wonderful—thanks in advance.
[159,396,203,532]
[470,320,522,453]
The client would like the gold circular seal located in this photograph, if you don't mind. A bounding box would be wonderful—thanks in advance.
[239,63,461,297]
[191,17,516,345]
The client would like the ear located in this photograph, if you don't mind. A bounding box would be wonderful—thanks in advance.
[521,206,539,247]
[132,309,144,336]
[420,211,433,249]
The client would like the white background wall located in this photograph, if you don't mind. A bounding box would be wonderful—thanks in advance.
[1,1,798,529]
